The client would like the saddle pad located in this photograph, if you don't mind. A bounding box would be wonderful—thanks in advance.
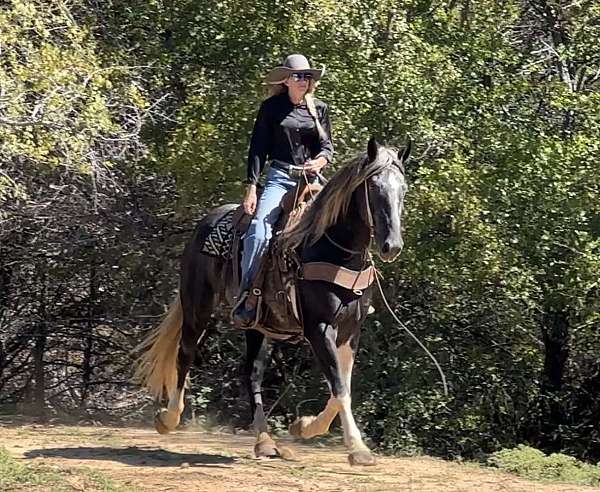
[200,209,235,259]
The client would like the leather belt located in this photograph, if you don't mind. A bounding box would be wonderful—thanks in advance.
[271,160,321,183]
[271,160,305,178]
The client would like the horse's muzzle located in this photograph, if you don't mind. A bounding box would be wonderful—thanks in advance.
[378,238,403,262]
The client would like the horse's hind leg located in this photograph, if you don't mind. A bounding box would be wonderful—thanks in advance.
[244,330,268,429]
[244,330,276,457]
[244,330,294,459]
[155,285,215,434]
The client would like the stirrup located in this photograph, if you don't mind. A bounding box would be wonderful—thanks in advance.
[231,290,261,328]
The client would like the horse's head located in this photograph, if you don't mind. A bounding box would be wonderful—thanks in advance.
[361,137,410,262]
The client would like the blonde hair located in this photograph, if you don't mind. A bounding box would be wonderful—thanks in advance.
[267,78,316,96]
[268,83,287,97]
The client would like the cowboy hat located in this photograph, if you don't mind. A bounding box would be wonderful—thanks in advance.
[265,54,325,84]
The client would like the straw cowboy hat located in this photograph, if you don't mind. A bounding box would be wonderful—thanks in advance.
[265,54,325,84]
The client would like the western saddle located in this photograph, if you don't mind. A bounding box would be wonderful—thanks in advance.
[229,181,376,340]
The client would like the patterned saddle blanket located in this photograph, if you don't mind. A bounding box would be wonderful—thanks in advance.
[199,209,236,259]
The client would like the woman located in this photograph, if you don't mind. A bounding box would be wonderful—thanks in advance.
[233,54,334,326]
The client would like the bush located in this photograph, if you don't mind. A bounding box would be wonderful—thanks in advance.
[488,445,600,486]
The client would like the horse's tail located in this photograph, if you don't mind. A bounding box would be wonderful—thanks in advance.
[132,295,183,401]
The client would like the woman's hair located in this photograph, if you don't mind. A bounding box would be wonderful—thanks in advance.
[266,79,326,141]
[267,83,287,97]
[266,78,317,97]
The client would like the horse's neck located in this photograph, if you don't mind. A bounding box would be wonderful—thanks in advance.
[330,192,370,247]
[304,190,370,269]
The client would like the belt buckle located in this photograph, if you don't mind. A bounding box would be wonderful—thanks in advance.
[288,165,303,179]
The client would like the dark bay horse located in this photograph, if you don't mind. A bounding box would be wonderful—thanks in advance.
[134,138,410,466]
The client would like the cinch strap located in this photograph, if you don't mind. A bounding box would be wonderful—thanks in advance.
[301,262,376,291]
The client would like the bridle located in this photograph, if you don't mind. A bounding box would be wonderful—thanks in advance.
[323,155,404,258]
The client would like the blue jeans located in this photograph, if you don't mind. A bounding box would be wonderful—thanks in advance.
[240,167,297,291]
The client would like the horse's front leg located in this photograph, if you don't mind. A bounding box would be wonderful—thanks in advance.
[290,322,341,439]
[244,329,280,458]
[335,335,376,465]
[301,321,376,466]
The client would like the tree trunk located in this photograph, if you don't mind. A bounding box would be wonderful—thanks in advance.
[539,308,569,450]
[0,340,4,386]
[33,322,47,416]
[80,259,97,408]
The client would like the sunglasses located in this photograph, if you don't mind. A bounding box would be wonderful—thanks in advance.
[290,72,314,81]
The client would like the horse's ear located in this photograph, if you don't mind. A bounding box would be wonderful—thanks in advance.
[367,137,379,162]
[399,139,412,164]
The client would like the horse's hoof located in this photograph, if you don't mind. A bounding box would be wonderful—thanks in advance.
[154,414,170,434]
[288,416,316,439]
[254,432,279,458]
[277,446,297,461]
[154,409,177,434]
[348,450,377,466]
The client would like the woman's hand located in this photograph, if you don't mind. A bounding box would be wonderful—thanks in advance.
[304,156,328,176]
[243,184,257,215]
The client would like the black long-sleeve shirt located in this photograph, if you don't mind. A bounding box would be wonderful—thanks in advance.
[246,92,334,185]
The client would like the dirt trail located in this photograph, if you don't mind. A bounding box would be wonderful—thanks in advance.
[1,418,598,492]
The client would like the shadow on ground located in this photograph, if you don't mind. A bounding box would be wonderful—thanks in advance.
[25,446,236,467]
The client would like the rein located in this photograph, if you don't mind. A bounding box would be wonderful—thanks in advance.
[323,232,363,256]
[368,252,449,397]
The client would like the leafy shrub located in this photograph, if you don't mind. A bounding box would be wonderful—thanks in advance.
[488,445,600,486]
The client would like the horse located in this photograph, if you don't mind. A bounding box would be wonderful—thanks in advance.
[133,137,411,466]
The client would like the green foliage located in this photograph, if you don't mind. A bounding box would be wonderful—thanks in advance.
[489,445,600,486]
[0,447,60,490]
[0,0,150,176]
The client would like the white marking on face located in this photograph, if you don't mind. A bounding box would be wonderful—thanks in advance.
[369,156,407,260]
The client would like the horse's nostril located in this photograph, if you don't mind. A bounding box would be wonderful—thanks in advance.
[382,242,391,254]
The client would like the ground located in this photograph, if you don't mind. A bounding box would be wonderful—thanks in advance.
[1,417,598,492]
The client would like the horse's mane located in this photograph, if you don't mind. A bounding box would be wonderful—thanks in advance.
[281,146,399,251]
